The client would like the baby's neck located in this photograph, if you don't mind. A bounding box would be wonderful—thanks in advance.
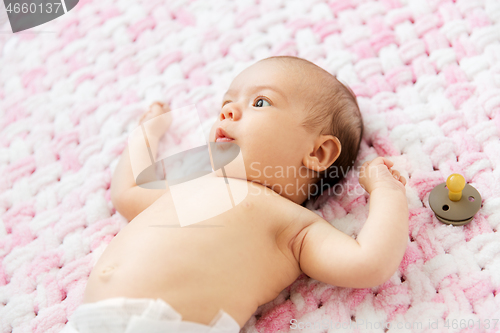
[249,178,315,206]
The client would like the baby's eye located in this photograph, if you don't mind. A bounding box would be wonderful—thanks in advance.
[254,99,271,107]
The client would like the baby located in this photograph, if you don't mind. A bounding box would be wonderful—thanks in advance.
[62,56,409,333]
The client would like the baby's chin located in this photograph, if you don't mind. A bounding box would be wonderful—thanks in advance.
[210,144,278,185]
[211,147,248,181]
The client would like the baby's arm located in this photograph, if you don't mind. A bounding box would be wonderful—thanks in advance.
[295,157,408,288]
[110,102,172,221]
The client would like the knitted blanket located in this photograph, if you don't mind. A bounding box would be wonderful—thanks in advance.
[1,0,499,332]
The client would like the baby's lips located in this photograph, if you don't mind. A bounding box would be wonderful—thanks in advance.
[215,127,235,141]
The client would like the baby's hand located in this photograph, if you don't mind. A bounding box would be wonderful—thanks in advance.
[139,101,173,138]
[358,157,406,194]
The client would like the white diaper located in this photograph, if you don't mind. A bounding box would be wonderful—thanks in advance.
[61,297,241,333]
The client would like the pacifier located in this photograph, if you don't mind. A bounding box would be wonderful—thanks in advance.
[429,173,482,226]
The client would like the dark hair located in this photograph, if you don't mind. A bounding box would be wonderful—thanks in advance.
[261,56,364,202]
[310,79,363,200]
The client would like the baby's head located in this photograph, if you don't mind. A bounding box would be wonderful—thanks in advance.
[210,56,363,204]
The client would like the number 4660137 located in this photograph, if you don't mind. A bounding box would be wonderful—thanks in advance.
[5,2,62,14]
[444,319,498,329]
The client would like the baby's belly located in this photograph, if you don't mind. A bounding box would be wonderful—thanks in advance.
[82,201,299,328]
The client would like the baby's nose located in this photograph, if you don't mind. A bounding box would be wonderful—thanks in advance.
[219,105,240,121]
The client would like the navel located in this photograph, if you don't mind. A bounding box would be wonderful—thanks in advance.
[99,265,115,282]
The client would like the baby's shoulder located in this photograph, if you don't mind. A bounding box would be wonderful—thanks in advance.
[244,182,321,263]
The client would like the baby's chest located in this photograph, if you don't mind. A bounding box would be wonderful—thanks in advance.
[120,200,297,281]
[130,180,302,266]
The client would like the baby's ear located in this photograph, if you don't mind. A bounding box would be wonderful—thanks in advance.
[302,135,341,172]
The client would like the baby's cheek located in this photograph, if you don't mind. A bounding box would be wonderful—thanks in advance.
[248,163,265,181]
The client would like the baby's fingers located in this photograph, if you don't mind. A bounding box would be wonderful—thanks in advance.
[391,169,407,186]
[370,156,394,169]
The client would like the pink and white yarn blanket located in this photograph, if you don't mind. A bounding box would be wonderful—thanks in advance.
[1,0,500,332]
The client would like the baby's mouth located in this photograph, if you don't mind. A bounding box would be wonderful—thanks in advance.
[215,127,235,142]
